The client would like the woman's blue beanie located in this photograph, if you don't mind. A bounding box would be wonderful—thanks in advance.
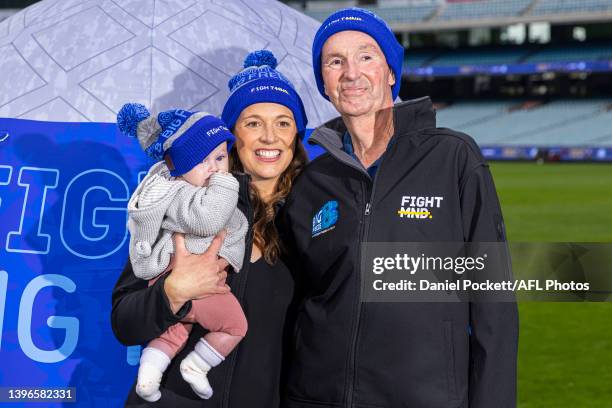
[221,50,308,138]
[312,7,404,100]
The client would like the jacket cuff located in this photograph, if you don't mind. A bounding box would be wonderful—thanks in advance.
[155,274,192,321]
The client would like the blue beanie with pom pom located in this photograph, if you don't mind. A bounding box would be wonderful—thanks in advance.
[312,7,404,101]
[221,50,307,138]
[117,103,234,177]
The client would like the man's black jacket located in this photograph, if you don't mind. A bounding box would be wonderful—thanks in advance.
[279,97,518,408]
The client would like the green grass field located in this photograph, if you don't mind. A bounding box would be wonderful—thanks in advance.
[489,163,612,408]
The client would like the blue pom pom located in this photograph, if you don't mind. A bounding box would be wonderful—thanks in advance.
[117,103,150,138]
[243,50,277,69]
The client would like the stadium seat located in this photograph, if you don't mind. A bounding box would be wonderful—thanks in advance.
[437,0,532,21]
[303,3,437,23]
[531,0,612,16]
[524,44,612,63]
[436,101,510,129]
[437,100,612,146]
[425,49,529,66]
[404,50,441,68]
[299,0,612,24]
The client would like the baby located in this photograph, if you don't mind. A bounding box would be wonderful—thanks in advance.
[117,104,248,402]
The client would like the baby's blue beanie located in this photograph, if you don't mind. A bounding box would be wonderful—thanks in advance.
[222,50,308,138]
[117,104,234,177]
[312,7,404,100]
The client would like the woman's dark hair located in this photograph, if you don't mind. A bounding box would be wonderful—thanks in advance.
[229,136,308,264]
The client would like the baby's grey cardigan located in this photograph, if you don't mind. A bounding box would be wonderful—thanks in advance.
[127,162,248,280]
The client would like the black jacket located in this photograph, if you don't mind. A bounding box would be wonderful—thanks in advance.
[111,173,296,407]
[279,97,518,408]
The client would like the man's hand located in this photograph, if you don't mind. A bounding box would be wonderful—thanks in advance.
[164,231,230,314]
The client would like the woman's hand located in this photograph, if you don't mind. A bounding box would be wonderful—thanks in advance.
[164,231,230,314]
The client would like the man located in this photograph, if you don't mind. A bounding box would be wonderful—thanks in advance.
[280,7,518,408]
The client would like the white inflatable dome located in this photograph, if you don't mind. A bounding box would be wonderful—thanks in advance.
[0,0,337,126]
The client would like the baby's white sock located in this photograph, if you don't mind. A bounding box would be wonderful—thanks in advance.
[136,347,171,402]
[180,339,224,399]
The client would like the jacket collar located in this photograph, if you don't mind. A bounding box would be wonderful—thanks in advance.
[308,96,437,174]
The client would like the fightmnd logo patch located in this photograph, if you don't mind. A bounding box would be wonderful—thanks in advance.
[397,195,443,219]
[312,200,339,237]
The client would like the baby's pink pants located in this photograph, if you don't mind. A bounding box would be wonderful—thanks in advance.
[147,275,247,359]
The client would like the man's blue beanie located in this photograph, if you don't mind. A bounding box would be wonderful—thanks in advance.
[312,7,404,100]
[222,50,308,138]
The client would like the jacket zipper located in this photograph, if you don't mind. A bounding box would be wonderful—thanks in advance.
[344,180,370,407]
[308,131,395,407]
[345,150,389,408]
[221,174,254,408]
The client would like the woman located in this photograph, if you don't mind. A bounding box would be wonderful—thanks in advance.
[111,50,308,407]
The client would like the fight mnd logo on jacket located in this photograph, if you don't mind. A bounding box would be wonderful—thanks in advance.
[312,200,339,237]
[397,195,444,219]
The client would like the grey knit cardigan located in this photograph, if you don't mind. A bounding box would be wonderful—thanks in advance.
[127,161,248,280]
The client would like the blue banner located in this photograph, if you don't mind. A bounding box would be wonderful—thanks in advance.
[0,118,326,407]
[0,118,156,407]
